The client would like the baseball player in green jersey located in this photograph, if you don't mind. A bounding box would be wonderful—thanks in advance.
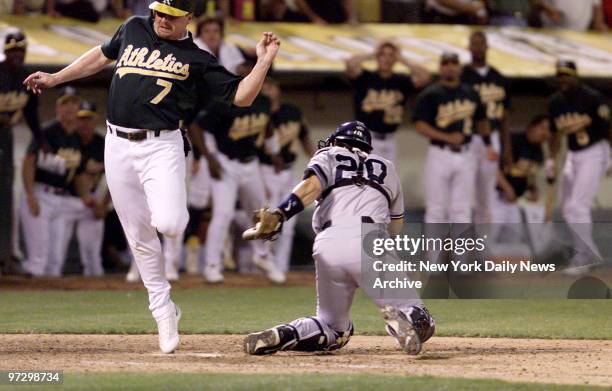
[24,0,280,354]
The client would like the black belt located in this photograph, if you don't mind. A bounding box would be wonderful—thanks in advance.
[232,155,257,164]
[107,125,170,141]
[263,161,293,170]
[435,143,468,153]
[321,216,374,231]
[371,132,392,140]
[41,185,68,196]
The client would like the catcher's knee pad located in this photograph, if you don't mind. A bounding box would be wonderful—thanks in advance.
[287,317,354,352]
[407,306,436,343]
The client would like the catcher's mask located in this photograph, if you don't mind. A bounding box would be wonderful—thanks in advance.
[149,0,195,16]
[318,121,373,153]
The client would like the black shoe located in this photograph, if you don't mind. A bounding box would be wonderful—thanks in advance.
[244,325,297,355]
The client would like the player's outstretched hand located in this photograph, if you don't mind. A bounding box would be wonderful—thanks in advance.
[242,208,284,241]
[23,72,59,94]
[256,32,280,64]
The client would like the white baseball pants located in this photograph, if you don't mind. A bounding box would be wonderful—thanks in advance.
[306,221,423,335]
[187,155,211,209]
[105,123,188,321]
[560,140,610,261]
[261,165,298,273]
[371,133,396,165]
[205,153,270,274]
[47,195,104,277]
[20,186,66,277]
[472,132,501,224]
[424,145,477,223]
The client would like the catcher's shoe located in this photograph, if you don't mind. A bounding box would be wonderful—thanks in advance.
[381,306,421,355]
[157,304,181,354]
[244,325,297,355]
[253,256,286,284]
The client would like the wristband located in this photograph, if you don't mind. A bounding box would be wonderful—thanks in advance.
[482,135,491,146]
[277,193,304,221]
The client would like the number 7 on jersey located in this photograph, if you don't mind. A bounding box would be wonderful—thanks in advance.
[150,78,173,105]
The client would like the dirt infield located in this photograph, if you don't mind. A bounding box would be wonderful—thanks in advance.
[0,272,316,291]
[0,334,610,387]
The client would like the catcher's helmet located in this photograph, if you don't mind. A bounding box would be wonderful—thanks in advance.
[319,121,372,153]
[149,0,195,16]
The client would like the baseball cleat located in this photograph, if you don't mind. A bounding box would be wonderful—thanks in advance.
[244,325,296,355]
[125,262,140,283]
[166,268,179,282]
[157,304,181,354]
[562,258,602,277]
[204,266,224,284]
[253,256,286,284]
[381,306,422,355]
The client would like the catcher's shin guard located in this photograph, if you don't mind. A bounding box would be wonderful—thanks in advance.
[288,317,353,352]
[382,306,435,355]
[244,325,297,355]
[408,306,436,343]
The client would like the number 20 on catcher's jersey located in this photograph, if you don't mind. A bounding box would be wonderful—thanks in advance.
[334,154,387,185]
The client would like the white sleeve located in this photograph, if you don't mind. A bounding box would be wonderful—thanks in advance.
[389,164,405,220]
[304,148,333,191]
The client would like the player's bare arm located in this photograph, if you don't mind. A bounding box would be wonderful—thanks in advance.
[415,120,463,145]
[496,170,517,202]
[187,122,208,159]
[291,174,323,206]
[477,118,498,161]
[242,175,321,241]
[500,115,513,171]
[188,122,223,179]
[74,174,97,206]
[233,32,280,107]
[345,51,373,79]
[300,133,316,157]
[397,56,431,89]
[23,46,112,94]
[22,153,39,216]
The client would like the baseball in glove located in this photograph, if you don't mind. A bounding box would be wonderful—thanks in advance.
[242,208,285,241]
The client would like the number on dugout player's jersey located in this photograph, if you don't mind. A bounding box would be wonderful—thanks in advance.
[334,154,387,185]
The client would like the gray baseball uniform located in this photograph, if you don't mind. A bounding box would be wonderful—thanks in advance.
[285,145,422,347]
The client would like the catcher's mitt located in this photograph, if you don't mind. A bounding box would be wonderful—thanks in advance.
[242,208,284,241]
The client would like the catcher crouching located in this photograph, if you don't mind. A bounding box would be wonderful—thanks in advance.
[242,121,435,355]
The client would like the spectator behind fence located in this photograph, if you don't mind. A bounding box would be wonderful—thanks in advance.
[604,0,612,27]
[194,17,245,75]
[487,0,532,26]
[532,0,607,31]
[380,0,424,23]
[15,0,103,20]
[260,0,357,24]
[423,0,488,24]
